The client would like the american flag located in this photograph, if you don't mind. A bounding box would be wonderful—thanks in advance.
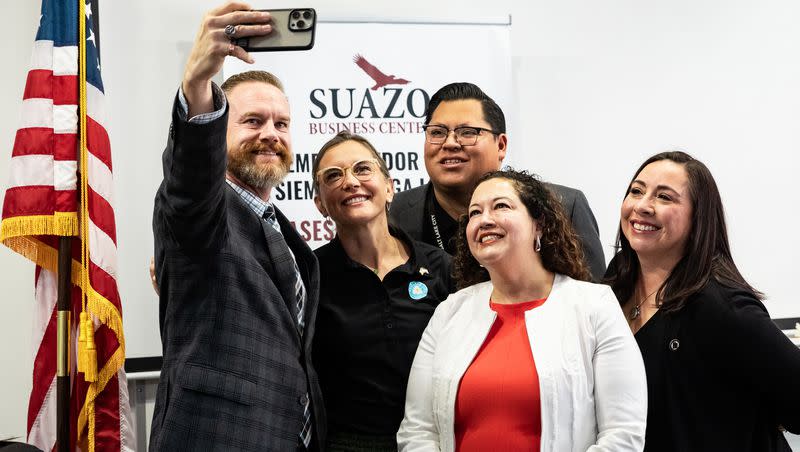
[1,0,134,450]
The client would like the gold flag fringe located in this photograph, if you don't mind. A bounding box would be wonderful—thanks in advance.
[77,346,125,441]
[0,213,79,242]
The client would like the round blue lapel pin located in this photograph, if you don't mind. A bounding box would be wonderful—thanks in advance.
[408,281,428,300]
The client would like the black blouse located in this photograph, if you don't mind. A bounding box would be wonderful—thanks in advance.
[312,226,455,436]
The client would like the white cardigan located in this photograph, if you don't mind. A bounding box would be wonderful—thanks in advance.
[397,274,647,452]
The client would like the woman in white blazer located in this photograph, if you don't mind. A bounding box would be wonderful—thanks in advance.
[398,169,647,452]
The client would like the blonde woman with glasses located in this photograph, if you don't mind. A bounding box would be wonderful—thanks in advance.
[310,131,455,451]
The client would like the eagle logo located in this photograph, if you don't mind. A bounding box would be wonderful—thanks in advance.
[353,54,411,90]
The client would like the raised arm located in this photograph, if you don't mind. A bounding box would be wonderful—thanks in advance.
[156,2,273,245]
[182,2,270,116]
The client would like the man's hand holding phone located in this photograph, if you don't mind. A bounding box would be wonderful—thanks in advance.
[182,2,316,116]
[182,2,272,116]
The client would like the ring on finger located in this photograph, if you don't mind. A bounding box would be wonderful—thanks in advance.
[224,24,237,38]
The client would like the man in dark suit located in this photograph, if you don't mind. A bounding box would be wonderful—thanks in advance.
[150,4,323,451]
[389,82,606,280]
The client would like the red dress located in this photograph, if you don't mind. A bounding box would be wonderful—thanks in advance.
[454,299,546,452]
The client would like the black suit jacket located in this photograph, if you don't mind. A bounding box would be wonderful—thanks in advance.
[389,182,606,280]
[150,96,325,451]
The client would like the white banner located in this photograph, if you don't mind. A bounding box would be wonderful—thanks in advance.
[225,20,511,248]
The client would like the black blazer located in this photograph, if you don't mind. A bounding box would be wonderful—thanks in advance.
[389,182,606,280]
[629,277,800,451]
[149,97,325,451]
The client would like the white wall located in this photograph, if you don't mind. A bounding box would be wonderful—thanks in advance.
[1,2,46,439]
[1,0,798,440]
[510,0,800,323]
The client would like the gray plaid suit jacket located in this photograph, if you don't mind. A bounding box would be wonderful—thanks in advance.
[149,97,325,451]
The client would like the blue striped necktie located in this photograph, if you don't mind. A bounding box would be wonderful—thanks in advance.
[262,204,312,448]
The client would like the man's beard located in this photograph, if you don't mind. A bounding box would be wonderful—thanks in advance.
[227,140,293,190]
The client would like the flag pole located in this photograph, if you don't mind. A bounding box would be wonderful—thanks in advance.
[55,1,87,450]
[56,237,72,452]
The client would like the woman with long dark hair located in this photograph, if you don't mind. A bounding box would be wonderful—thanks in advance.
[605,151,800,451]
[399,169,646,451]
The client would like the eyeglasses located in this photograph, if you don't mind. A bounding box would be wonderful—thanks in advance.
[422,125,498,146]
[317,159,380,188]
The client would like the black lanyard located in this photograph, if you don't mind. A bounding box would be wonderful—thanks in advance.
[426,189,445,251]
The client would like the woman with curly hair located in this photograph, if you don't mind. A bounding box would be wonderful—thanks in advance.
[605,151,800,451]
[398,169,647,451]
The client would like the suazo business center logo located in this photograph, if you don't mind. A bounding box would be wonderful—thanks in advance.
[308,54,428,136]
[276,54,430,203]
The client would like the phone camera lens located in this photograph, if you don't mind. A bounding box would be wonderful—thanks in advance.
[303,11,312,19]
[292,11,301,19]
[297,20,306,28]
